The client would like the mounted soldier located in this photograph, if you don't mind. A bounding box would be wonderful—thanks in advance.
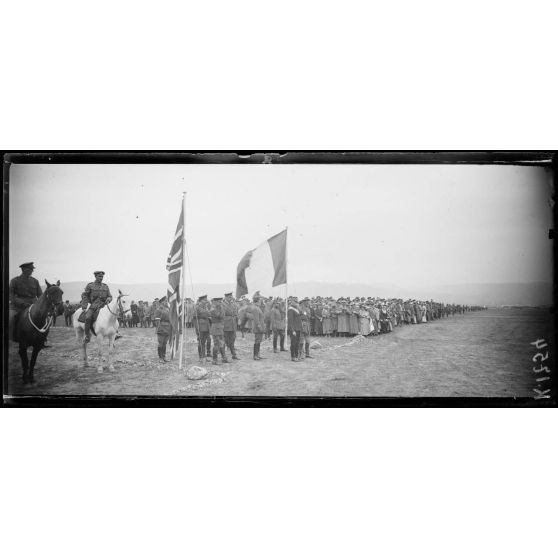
[80,271,113,344]
[9,262,45,343]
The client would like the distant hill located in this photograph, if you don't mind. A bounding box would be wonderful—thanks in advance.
[57,280,553,307]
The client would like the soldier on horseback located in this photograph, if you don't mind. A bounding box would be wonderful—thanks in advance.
[81,271,113,344]
[9,262,43,342]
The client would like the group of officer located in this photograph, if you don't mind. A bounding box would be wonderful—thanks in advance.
[190,291,309,364]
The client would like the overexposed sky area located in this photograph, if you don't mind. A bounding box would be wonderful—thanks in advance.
[9,164,553,288]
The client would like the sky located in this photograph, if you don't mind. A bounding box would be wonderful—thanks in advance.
[8,163,553,292]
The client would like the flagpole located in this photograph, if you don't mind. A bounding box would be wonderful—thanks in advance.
[179,192,187,369]
[284,227,288,340]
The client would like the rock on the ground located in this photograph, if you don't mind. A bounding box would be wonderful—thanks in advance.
[310,341,323,349]
[186,365,209,380]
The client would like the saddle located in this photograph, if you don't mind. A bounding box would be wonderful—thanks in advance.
[77,309,98,336]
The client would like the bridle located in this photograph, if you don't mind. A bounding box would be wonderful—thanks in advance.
[104,294,125,317]
[27,288,61,334]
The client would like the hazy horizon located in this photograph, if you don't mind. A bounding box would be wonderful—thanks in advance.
[9,164,553,290]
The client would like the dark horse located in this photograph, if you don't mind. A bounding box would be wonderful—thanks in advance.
[13,280,64,384]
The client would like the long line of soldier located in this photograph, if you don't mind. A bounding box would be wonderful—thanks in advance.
[181,291,484,365]
[11,266,483,366]
[57,292,484,365]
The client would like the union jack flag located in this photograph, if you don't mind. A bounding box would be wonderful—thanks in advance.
[166,204,184,359]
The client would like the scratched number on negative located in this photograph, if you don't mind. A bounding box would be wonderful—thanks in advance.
[531,340,551,399]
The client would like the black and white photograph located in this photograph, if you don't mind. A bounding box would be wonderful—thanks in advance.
[2,3,558,558]
[4,153,554,403]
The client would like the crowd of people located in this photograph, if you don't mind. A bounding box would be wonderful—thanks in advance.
[176,291,485,365]
[9,264,485,366]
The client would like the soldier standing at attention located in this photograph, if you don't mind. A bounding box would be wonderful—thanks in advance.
[9,262,44,343]
[143,301,152,328]
[263,297,274,340]
[271,298,287,353]
[243,292,266,361]
[130,300,139,327]
[287,297,302,362]
[81,271,113,344]
[150,299,159,327]
[223,292,240,360]
[193,294,212,364]
[137,301,145,327]
[63,300,73,326]
[153,295,171,363]
[299,298,314,359]
[210,297,229,365]
[238,298,249,337]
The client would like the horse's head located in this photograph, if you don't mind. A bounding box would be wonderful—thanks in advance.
[45,279,64,310]
[116,289,129,313]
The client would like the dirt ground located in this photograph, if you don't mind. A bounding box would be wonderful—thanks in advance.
[5,308,552,398]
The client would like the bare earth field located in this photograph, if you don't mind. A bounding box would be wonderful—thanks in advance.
[5,308,552,398]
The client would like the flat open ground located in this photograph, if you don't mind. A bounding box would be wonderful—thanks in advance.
[5,308,552,398]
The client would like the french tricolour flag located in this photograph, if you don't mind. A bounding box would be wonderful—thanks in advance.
[236,229,287,298]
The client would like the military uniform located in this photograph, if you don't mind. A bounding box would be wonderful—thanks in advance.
[271,302,286,352]
[193,296,212,362]
[242,297,266,360]
[263,299,273,339]
[210,298,229,364]
[9,274,42,315]
[299,300,313,358]
[81,272,113,342]
[287,299,302,361]
[63,301,73,326]
[223,294,240,360]
[9,263,43,341]
[153,299,171,362]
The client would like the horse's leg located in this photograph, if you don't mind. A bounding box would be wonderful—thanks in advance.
[76,326,88,367]
[97,334,104,372]
[29,345,41,383]
[19,342,30,383]
[108,334,116,372]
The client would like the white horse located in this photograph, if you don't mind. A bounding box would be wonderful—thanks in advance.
[72,290,127,372]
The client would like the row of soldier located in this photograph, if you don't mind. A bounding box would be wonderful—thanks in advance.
[10,265,483,365]
[184,291,484,365]
[56,291,484,364]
